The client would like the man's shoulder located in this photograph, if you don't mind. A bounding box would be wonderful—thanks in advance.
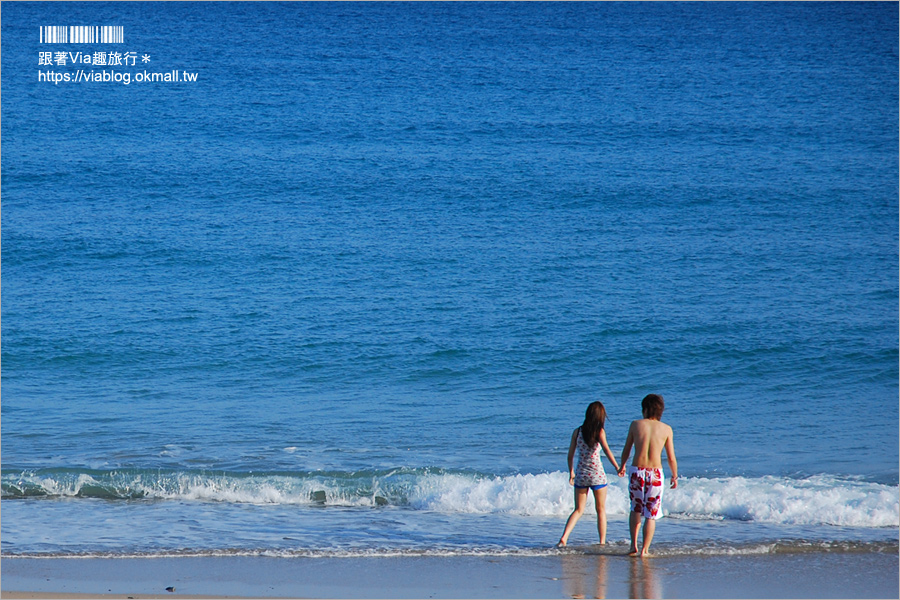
[645,419,672,435]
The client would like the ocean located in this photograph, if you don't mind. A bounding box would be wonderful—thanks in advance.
[2,1,898,559]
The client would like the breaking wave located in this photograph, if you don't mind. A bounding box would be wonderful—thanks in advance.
[3,468,897,528]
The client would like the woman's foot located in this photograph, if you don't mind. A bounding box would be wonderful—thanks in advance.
[556,540,567,548]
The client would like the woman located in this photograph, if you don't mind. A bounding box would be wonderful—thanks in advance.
[558,401,620,547]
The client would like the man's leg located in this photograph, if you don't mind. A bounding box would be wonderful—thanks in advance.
[640,517,656,556]
[628,511,641,556]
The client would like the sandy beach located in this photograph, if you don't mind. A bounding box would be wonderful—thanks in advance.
[2,550,897,599]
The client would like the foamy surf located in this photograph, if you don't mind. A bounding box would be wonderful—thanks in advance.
[4,539,897,559]
[3,468,897,528]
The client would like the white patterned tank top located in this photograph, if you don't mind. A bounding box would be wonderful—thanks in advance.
[574,427,607,487]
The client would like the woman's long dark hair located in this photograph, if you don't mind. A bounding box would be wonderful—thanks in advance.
[581,401,607,447]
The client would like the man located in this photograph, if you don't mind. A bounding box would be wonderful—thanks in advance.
[618,394,678,557]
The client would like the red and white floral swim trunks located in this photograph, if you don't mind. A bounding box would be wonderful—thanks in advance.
[628,466,664,520]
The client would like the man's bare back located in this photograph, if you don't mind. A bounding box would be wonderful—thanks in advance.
[623,419,675,471]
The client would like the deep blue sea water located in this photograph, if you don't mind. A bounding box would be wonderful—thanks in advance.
[2,2,898,558]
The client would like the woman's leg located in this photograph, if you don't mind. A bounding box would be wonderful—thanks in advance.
[559,487,589,547]
[592,487,608,544]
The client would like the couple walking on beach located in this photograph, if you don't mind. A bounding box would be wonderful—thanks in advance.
[558,394,678,557]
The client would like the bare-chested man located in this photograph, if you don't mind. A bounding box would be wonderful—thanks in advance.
[617,394,678,557]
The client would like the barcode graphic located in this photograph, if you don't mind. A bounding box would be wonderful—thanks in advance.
[40,26,123,44]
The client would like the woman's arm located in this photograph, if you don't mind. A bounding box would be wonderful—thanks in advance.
[598,428,620,473]
[567,428,579,485]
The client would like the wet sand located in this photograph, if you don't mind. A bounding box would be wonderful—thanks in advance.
[2,550,898,599]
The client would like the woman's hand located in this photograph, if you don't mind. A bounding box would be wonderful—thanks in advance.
[568,473,575,486]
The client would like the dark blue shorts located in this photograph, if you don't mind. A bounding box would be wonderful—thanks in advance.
[575,483,607,491]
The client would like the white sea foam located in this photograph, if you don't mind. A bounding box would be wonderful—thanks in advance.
[4,470,897,528]
[7,539,897,560]
[664,475,900,527]
[410,472,574,515]
[410,472,899,527]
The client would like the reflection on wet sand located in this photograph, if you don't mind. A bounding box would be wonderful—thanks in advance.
[628,556,662,599]
[562,552,609,599]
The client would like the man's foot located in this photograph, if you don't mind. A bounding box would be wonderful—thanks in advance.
[627,548,639,557]
[556,540,567,548]
[640,549,652,557]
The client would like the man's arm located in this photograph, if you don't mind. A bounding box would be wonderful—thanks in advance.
[665,428,678,489]
[618,423,634,477]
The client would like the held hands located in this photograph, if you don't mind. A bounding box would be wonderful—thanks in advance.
[617,465,627,477]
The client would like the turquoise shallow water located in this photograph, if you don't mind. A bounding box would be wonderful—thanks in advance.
[2,2,898,556]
